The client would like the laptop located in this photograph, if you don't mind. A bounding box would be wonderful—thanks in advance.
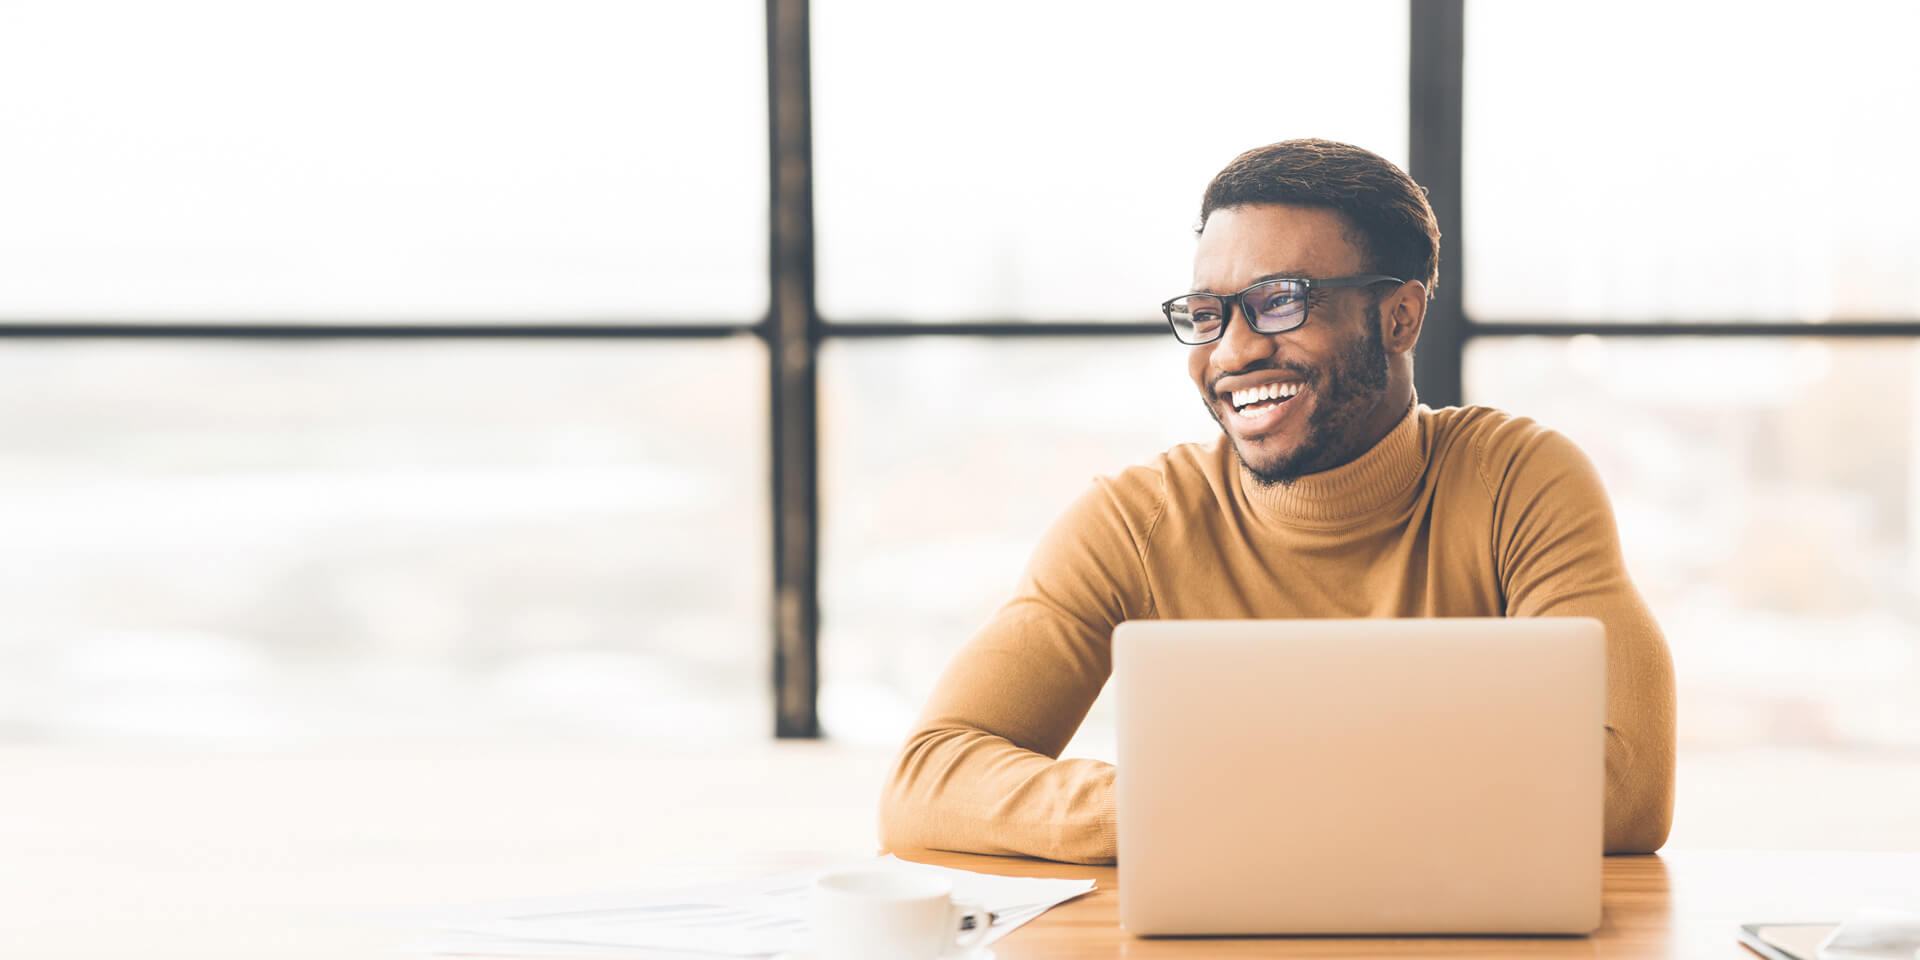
[1113,617,1605,936]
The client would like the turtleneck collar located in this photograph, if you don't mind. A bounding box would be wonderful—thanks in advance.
[1238,399,1428,525]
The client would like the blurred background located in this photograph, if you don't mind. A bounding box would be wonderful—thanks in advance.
[0,1,1915,845]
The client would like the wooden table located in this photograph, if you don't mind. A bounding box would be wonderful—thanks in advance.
[892,848,1918,958]
[4,745,1914,958]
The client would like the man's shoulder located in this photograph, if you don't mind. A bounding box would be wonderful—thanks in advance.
[1106,435,1231,493]
[1425,404,1598,496]
[1081,436,1232,518]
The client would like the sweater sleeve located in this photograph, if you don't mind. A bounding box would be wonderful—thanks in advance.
[877,473,1159,864]
[1483,424,1677,854]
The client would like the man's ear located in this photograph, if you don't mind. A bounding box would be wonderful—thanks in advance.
[1380,280,1428,354]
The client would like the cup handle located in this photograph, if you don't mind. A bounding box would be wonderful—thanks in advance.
[950,900,992,953]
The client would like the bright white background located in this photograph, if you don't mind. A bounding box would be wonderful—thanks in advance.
[0,0,767,320]
[0,1,1915,849]
[1463,0,1920,321]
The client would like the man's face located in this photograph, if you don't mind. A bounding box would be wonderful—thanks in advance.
[1185,204,1397,486]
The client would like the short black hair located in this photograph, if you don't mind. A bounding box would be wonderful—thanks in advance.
[1200,139,1440,297]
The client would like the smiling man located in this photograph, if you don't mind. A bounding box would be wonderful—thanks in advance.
[878,139,1676,864]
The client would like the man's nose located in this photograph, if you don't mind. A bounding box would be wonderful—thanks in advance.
[1211,302,1279,372]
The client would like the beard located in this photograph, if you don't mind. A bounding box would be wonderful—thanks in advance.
[1218,303,1391,488]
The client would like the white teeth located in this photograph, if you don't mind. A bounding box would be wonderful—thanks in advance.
[1229,382,1302,408]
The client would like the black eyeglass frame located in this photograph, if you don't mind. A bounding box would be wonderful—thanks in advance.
[1160,274,1405,345]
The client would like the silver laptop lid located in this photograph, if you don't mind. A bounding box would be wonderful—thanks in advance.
[1114,617,1605,936]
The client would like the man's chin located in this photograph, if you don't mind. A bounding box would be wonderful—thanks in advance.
[1232,438,1313,488]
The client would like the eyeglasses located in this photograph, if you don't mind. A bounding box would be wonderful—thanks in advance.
[1160,274,1404,345]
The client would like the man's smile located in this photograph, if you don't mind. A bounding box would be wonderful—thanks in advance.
[1214,377,1310,435]
[1228,381,1302,410]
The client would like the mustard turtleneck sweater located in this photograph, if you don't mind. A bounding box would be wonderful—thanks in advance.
[878,402,1676,864]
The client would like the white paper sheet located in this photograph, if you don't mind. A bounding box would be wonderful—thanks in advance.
[387,856,1096,958]
[1819,907,1920,960]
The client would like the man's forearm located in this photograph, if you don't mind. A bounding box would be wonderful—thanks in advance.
[879,725,1118,864]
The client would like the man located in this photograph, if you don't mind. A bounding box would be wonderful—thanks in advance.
[878,139,1676,865]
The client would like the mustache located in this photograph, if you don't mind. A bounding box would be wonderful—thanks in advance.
[1208,359,1316,394]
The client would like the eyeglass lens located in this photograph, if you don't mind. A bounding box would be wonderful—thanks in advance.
[1166,279,1309,344]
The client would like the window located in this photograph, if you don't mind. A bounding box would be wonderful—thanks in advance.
[1463,1,1920,323]
[12,0,1913,804]
[0,0,766,322]
[0,339,769,741]
[0,1,769,744]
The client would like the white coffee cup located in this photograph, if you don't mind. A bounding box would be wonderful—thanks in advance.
[809,868,991,960]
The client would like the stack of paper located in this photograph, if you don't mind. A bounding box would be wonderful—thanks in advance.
[388,856,1096,959]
